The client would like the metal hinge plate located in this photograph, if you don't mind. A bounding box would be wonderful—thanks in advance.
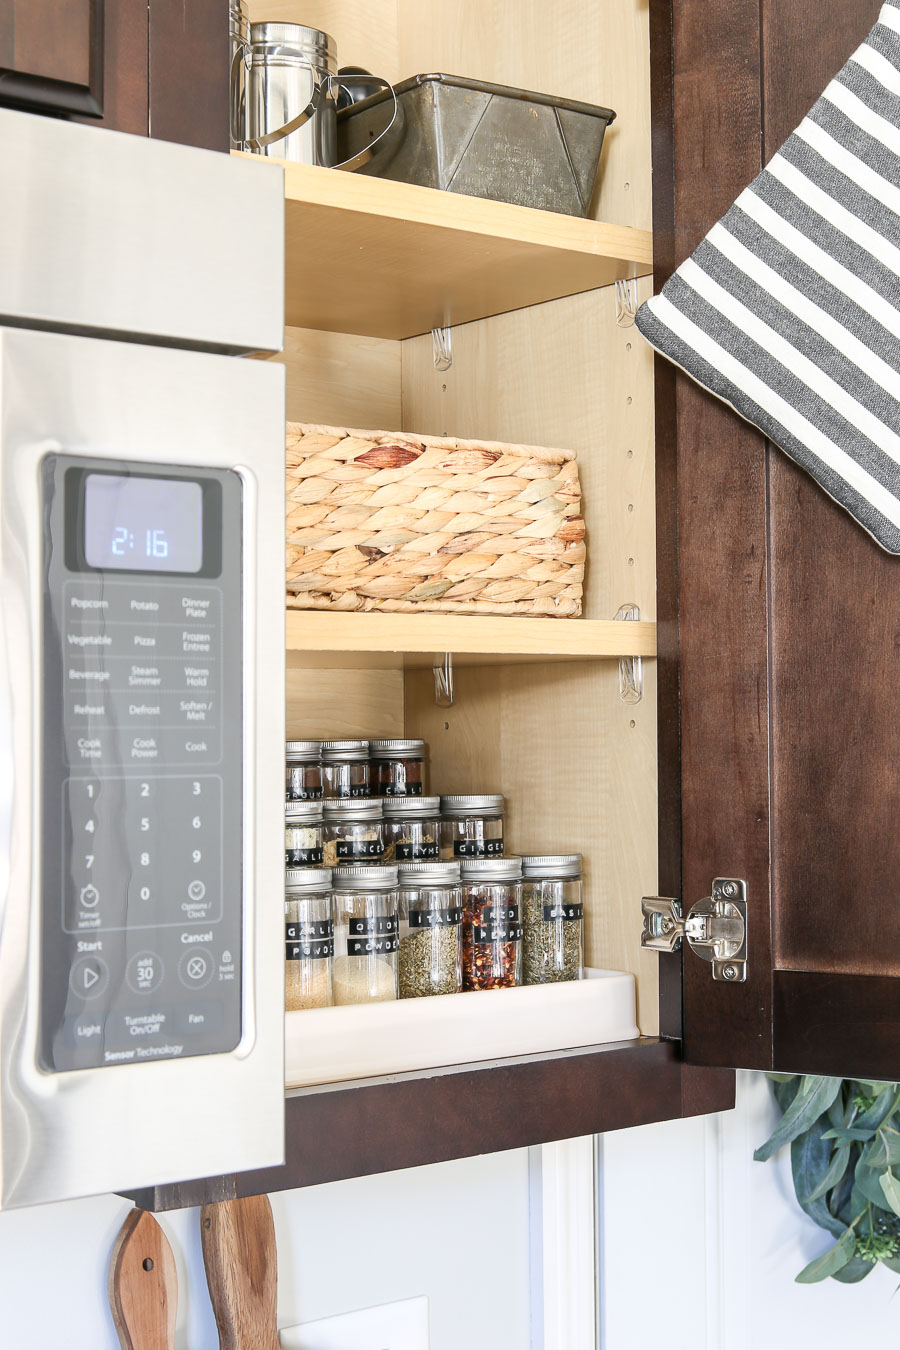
[641,878,748,983]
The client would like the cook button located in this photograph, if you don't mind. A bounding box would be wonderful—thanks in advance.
[69,956,109,1000]
[178,948,213,989]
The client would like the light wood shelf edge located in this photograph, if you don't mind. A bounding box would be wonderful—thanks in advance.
[284,610,657,664]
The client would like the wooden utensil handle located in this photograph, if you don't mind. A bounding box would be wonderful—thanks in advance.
[201,1194,281,1350]
[108,1209,178,1350]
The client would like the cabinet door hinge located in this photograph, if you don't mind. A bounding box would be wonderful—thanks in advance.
[641,878,747,983]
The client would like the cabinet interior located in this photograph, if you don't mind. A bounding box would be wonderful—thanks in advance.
[258,0,661,1035]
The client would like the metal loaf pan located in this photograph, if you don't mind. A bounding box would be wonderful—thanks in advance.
[337,72,616,218]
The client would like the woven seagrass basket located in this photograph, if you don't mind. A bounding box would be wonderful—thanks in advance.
[285,423,585,617]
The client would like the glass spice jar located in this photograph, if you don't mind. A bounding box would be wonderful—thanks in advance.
[398,860,463,999]
[284,799,324,868]
[383,796,441,862]
[321,739,371,799]
[285,740,323,801]
[323,797,384,865]
[370,738,427,796]
[521,855,585,985]
[460,855,523,990]
[440,794,505,860]
[285,868,333,1011]
[331,864,399,1004]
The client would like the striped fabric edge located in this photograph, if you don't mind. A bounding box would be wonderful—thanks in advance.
[635,297,900,553]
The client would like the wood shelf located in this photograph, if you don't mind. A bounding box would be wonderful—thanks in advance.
[285,610,657,667]
[239,153,653,340]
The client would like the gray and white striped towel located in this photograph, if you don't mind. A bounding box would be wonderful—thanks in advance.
[636,0,900,552]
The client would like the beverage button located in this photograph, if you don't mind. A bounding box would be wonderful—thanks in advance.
[176,1002,224,1035]
[126,950,165,995]
[69,955,109,1000]
[178,947,213,989]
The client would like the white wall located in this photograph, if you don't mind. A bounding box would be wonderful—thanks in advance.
[0,1148,532,1350]
[598,1071,900,1349]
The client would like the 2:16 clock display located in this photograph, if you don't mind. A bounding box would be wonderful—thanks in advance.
[83,473,203,573]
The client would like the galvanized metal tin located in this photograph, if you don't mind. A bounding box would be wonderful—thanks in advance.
[337,72,616,217]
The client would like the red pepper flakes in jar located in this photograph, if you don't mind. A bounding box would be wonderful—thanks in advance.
[460,855,523,990]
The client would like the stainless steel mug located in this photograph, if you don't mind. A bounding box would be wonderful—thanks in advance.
[229,0,250,151]
[243,23,396,170]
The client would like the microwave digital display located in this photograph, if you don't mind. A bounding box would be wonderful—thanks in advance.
[83,473,204,573]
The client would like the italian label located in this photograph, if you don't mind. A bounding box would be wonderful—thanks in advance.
[454,837,504,858]
[285,920,334,961]
[541,902,584,922]
[336,838,383,860]
[473,922,524,944]
[285,846,324,866]
[409,907,463,929]
[396,840,439,861]
[382,782,423,796]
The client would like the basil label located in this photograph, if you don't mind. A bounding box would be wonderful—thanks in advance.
[541,903,584,922]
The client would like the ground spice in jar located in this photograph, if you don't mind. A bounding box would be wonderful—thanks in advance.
[521,855,584,985]
[370,738,427,796]
[332,954,396,1004]
[460,856,523,990]
[284,800,324,867]
[398,860,463,998]
[285,868,333,1010]
[285,741,323,801]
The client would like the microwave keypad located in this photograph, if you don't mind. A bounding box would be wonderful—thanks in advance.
[40,456,244,1073]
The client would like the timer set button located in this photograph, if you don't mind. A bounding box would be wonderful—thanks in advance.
[79,884,100,909]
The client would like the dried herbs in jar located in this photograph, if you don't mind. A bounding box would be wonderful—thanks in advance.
[398,860,463,998]
[460,855,523,990]
[383,796,441,862]
[521,855,584,984]
[324,796,384,865]
[284,799,324,867]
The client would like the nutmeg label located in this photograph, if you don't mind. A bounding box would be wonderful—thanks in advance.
[285,846,324,866]
[409,907,463,929]
[473,922,523,943]
[454,838,504,858]
[541,903,584,922]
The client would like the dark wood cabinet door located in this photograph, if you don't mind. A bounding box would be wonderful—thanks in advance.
[652,0,900,1079]
[0,0,104,117]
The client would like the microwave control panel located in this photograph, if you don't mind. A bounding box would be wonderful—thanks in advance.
[40,455,244,1072]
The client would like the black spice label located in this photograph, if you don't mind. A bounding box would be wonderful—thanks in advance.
[481,905,519,922]
[285,847,324,866]
[383,783,424,796]
[348,784,369,798]
[336,839,383,860]
[286,785,324,801]
[473,922,523,943]
[348,915,399,937]
[454,838,504,858]
[396,841,439,861]
[409,907,463,929]
[541,903,584,922]
[285,920,334,961]
[348,935,400,956]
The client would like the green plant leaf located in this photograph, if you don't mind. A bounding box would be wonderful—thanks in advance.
[828,1085,853,1130]
[774,1076,801,1114]
[854,1155,892,1211]
[755,1077,843,1162]
[855,1086,900,1132]
[822,1127,874,1144]
[805,1145,851,1203]
[854,1081,897,1096]
[795,1227,858,1283]
[792,1121,847,1239]
[768,1073,799,1084]
[879,1170,900,1219]
[831,1254,876,1284]
[880,1252,900,1274]
[865,1127,900,1169]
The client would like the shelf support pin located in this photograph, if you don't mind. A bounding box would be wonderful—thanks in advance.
[615,603,643,705]
[433,652,454,707]
[432,326,453,371]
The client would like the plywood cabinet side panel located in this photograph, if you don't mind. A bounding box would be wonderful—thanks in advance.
[404,660,659,1034]
[247,0,400,83]
[396,0,652,230]
[401,283,656,623]
[263,327,402,429]
[286,666,404,740]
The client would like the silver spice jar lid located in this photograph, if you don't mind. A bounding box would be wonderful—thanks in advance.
[286,739,321,761]
[369,738,426,759]
[398,860,461,885]
[284,799,324,819]
[521,854,583,879]
[383,795,440,819]
[323,796,383,819]
[321,739,370,762]
[441,793,504,817]
[285,867,332,891]
[332,864,398,891]
[460,855,522,883]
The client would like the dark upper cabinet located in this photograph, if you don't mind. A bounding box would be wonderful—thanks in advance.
[0,0,104,117]
[653,0,900,1081]
[0,0,230,150]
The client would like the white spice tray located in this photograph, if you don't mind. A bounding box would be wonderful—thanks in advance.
[284,968,639,1089]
